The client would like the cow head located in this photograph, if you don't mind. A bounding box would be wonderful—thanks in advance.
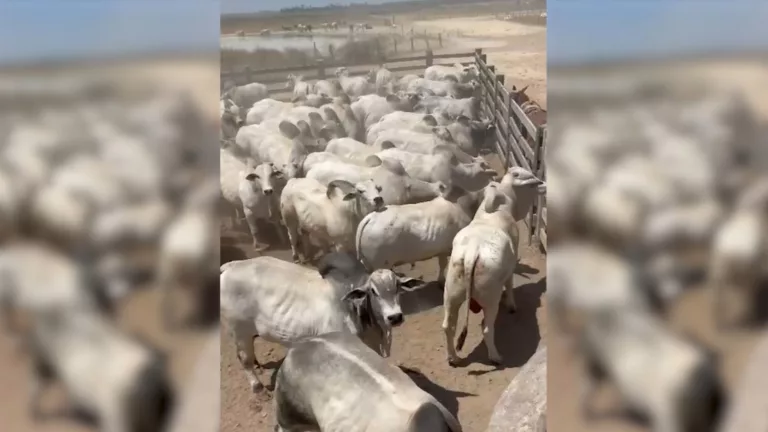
[355,179,385,211]
[341,269,427,356]
[244,162,284,197]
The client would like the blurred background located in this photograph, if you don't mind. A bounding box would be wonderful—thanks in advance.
[0,1,219,432]
[547,1,768,432]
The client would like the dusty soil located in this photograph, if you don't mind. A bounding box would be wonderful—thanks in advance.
[0,57,218,432]
[220,217,547,432]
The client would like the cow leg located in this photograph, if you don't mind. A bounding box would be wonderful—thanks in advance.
[244,208,269,253]
[437,255,449,283]
[273,220,289,246]
[502,278,517,314]
[442,275,464,366]
[28,353,54,421]
[232,322,264,392]
[283,216,302,263]
[481,298,503,365]
[580,356,604,420]
[158,261,179,330]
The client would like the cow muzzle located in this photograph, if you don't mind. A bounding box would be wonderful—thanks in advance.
[387,313,404,326]
[263,188,273,196]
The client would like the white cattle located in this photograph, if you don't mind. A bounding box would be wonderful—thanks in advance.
[335,67,375,100]
[355,183,484,281]
[280,178,384,263]
[286,74,314,99]
[547,242,658,336]
[245,98,293,125]
[708,205,767,329]
[374,115,494,157]
[157,180,219,329]
[371,128,478,164]
[26,308,174,432]
[397,74,421,91]
[274,332,463,432]
[375,147,497,191]
[219,147,250,227]
[220,97,244,140]
[219,253,426,391]
[367,66,395,94]
[321,101,365,142]
[579,307,724,432]
[424,63,479,83]
[442,183,519,366]
[225,82,269,110]
[302,151,363,172]
[415,95,481,120]
[0,243,113,339]
[407,78,480,99]
[313,79,343,98]
[239,162,288,251]
[350,93,420,131]
[325,137,380,162]
[235,121,317,179]
[366,111,453,144]
[90,199,173,250]
[306,156,442,205]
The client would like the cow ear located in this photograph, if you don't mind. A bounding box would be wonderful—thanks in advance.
[343,192,357,201]
[245,173,257,181]
[341,288,370,320]
[398,276,427,292]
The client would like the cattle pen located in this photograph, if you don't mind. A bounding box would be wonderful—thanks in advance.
[221,48,548,251]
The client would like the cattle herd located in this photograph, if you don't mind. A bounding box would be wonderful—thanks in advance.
[547,84,768,431]
[219,62,546,431]
[0,77,221,432]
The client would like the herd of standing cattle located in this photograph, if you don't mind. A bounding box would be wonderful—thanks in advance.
[219,62,546,431]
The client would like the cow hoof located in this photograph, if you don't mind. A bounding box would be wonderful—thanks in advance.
[489,355,503,366]
[250,381,265,393]
[448,357,460,368]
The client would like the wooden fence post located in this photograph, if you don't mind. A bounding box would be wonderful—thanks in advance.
[528,127,544,246]
[496,74,508,172]
[425,49,433,67]
[393,38,398,53]
[244,66,252,84]
[438,33,442,48]
[410,37,415,51]
[316,59,326,79]
[313,41,318,58]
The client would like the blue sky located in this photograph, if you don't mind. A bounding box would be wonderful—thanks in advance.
[548,0,768,64]
[1,0,768,65]
[0,0,218,65]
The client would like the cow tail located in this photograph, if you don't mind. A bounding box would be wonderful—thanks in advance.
[355,213,374,271]
[456,253,479,352]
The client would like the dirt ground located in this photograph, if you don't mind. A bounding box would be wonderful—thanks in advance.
[0,56,218,432]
